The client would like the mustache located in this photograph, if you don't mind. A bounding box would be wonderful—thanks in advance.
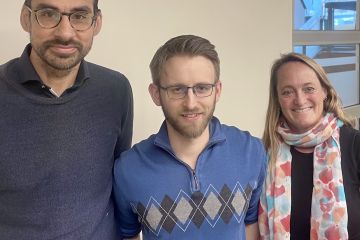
[182,108,201,114]
[43,39,81,48]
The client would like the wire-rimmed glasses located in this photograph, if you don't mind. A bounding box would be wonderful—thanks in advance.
[159,83,216,100]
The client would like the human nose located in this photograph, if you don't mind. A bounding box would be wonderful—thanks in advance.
[54,15,76,40]
[182,87,197,108]
[294,91,306,105]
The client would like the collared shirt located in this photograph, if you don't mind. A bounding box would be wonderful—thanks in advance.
[7,44,89,98]
[0,44,134,239]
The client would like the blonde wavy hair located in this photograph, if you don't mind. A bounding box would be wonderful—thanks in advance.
[263,52,354,166]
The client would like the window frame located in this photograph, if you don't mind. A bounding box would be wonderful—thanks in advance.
[293,0,360,126]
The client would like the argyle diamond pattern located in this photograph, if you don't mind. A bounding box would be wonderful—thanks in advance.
[131,182,253,236]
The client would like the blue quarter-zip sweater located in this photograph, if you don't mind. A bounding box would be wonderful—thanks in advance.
[113,117,266,239]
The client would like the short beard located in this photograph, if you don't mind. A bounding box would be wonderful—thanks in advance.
[31,37,92,71]
[162,99,216,139]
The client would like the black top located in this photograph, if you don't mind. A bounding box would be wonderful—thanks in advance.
[290,146,313,240]
[290,126,360,240]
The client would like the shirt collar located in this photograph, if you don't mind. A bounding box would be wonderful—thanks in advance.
[16,44,40,84]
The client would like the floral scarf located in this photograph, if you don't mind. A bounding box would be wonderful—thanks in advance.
[259,113,348,240]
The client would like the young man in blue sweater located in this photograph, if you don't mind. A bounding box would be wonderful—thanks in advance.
[113,35,266,240]
[0,1,133,239]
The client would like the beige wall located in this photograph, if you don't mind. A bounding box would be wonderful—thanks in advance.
[0,1,292,143]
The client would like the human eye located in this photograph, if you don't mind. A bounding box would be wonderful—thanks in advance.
[304,86,315,93]
[71,11,91,21]
[195,84,212,93]
[280,89,294,97]
[38,8,59,19]
[169,86,185,94]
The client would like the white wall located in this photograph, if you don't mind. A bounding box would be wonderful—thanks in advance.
[0,1,292,143]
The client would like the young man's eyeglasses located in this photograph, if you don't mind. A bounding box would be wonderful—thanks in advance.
[26,7,98,31]
[159,83,216,100]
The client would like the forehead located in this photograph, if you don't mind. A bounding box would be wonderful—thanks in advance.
[161,55,216,85]
[277,61,321,87]
[31,0,94,11]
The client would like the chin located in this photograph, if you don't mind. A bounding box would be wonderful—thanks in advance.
[295,123,316,133]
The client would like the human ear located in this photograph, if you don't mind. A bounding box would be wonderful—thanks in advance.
[20,5,31,33]
[322,87,328,100]
[93,10,102,36]
[214,81,222,103]
[148,83,161,106]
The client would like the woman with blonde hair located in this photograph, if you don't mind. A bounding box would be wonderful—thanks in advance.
[259,52,360,239]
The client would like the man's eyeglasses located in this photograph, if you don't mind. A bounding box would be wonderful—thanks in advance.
[26,7,98,31]
[159,83,216,100]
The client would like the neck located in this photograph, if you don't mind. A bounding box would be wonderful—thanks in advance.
[30,51,80,97]
[167,123,210,170]
[294,146,314,153]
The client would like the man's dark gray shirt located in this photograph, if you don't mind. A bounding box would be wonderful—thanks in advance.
[0,45,133,239]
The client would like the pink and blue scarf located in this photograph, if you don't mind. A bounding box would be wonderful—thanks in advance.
[259,113,348,240]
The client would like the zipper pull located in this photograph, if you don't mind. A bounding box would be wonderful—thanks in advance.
[193,171,200,191]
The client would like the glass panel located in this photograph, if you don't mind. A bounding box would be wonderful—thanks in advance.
[294,44,359,107]
[294,0,357,30]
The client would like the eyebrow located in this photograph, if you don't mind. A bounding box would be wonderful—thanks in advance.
[33,3,92,13]
[279,82,315,90]
[300,82,316,87]
[167,82,214,87]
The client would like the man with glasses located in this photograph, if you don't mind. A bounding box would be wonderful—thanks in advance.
[0,1,133,239]
[113,35,266,240]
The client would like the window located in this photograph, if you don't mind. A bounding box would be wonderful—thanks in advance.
[293,0,360,128]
